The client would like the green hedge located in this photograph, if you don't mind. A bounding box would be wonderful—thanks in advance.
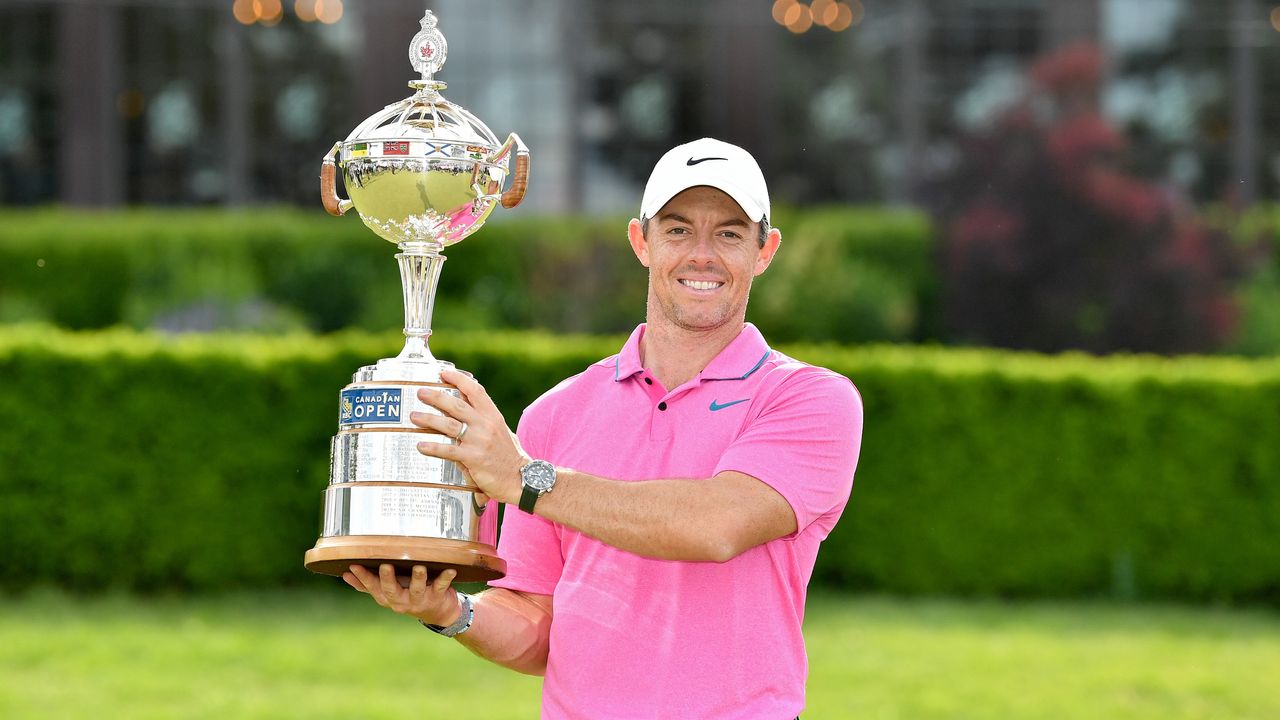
[2,326,1277,602]
[752,207,937,343]
[1220,204,1280,356]
[0,207,934,344]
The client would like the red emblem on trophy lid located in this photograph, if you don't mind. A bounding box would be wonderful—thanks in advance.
[384,141,411,155]
[409,11,447,80]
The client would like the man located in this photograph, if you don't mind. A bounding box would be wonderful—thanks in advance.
[345,138,863,719]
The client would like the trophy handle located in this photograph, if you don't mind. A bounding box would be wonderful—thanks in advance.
[321,142,354,216]
[493,133,530,209]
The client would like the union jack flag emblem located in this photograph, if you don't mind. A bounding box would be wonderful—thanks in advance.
[384,141,410,155]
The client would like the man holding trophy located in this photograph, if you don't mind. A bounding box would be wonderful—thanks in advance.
[317,10,862,720]
[345,138,863,718]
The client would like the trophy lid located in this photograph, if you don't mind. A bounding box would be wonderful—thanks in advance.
[344,94,500,147]
[342,10,499,149]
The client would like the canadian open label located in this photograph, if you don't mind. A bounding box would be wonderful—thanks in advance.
[339,387,405,425]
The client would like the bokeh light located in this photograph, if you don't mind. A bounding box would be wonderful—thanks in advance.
[295,0,318,23]
[773,0,859,33]
[258,0,283,26]
[316,0,344,25]
[812,0,839,28]
[771,0,796,25]
[233,0,339,26]
[231,0,256,25]
[786,3,813,33]
[828,2,854,31]
[848,0,866,27]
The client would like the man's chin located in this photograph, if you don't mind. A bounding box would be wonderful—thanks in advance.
[670,309,737,333]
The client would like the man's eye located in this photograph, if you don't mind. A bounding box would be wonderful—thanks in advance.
[668,227,690,235]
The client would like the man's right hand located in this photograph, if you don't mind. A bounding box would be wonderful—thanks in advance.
[343,564,462,627]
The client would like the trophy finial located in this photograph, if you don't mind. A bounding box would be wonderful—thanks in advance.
[409,10,448,81]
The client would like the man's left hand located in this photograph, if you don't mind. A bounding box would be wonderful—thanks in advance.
[410,369,528,505]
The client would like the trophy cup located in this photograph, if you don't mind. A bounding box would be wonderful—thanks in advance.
[304,10,528,583]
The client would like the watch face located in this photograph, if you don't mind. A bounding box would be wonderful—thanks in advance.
[523,461,556,491]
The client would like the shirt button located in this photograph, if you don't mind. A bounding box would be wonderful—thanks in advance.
[644,377,652,385]
[657,402,667,411]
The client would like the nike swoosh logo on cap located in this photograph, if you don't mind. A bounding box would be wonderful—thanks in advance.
[686,156,728,166]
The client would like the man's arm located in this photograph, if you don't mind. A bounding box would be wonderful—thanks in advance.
[411,370,799,563]
[532,469,796,562]
[344,564,554,675]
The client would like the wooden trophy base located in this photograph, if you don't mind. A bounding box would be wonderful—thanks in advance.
[304,535,506,583]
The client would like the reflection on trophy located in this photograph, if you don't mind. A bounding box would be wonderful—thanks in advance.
[304,9,528,583]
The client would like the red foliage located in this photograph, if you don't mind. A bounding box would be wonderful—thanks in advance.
[933,43,1241,354]
[1045,114,1124,172]
[1030,42,1105,93]
[948,201,1024,273]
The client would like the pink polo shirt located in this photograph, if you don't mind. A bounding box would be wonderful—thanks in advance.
[488,323,862,719]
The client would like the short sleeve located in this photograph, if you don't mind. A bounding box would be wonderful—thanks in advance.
[486,402,564,596]
[714,369,863,533]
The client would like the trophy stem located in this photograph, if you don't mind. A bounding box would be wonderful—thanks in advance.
[396,242,446,361]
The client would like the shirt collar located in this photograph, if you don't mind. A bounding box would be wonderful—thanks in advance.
[613,324,647,381]
[612,323,772,383]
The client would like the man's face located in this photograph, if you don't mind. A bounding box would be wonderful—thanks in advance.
[628,186,781,334]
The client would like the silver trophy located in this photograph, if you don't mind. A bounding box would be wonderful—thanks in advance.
[305,10,527,583]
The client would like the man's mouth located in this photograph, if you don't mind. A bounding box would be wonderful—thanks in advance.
[679,279,724,291]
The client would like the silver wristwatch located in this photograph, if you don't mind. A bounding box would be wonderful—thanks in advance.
[519,459,557,514]
[421,590,473,637]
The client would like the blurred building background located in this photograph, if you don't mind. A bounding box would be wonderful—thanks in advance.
[1,0,1277,213]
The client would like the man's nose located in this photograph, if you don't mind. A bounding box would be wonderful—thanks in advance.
[688,232,717,262]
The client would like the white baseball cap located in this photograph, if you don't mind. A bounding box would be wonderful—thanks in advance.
[640,138,771,223]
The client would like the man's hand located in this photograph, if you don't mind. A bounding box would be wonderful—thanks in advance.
[343,564,462,626]
[410,369,529,505]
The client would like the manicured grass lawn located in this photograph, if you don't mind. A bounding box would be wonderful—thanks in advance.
[803,593,1280,719]
[0,587,1276,719]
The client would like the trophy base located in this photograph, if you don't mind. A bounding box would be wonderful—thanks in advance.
[304,535,506,583]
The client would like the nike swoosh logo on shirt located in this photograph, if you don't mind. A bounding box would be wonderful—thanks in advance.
[686,156,728,166]
[709,398,749,411]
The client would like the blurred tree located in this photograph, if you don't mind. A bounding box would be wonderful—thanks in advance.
[930,42,1243,355]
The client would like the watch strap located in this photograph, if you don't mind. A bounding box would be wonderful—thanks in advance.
[421,590,473,637]
[519,483,541,514]
[518,460,556,514]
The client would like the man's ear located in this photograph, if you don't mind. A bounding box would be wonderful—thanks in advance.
[627,218,650,268]
[754,227,782,276]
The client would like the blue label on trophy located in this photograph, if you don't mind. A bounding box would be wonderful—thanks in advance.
[339,387,404,425]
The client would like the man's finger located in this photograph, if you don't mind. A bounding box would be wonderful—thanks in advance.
[350,564,389,604]
[408,410,456,436]
[408,565,428,601]
[415,387,479,423]
[378,563,403,602]
[348,564,375,589]
[441,369,503,418]
[342,571,368,593]
[416,440,464,462]
[432,568,458,594]
[409,411,469,443]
